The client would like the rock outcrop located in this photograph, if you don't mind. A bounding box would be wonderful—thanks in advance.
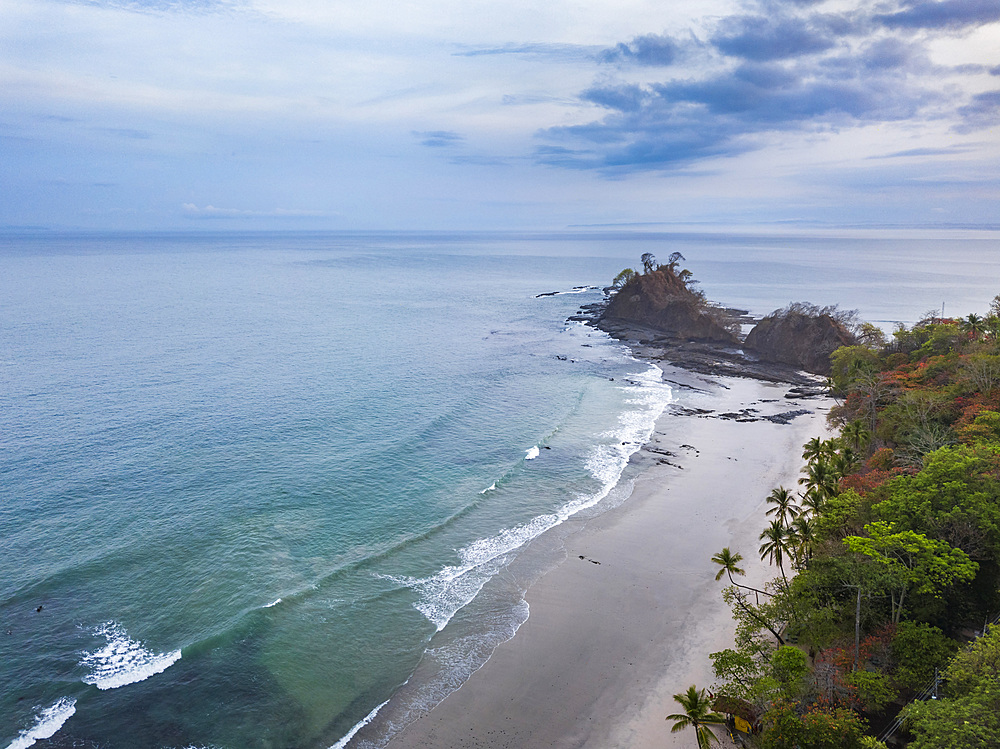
[599,270,739,345]
[744,306,856,375]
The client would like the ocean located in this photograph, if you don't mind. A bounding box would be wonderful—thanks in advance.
[1,230,997,749]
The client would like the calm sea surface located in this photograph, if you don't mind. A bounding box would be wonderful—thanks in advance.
[1,231,997,748]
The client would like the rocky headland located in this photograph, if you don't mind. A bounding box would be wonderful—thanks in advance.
[573,257,855,386]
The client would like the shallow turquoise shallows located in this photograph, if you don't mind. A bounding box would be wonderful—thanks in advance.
[2,231,997,749]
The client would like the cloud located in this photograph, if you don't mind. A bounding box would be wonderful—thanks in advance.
[869,145,976,158]
[581,84,649,112]
[598,34,679,66]
[875,0,1000,30]
[536,0,997,174]
[181,203,327,218]
[957,90,1000,130]
[541,56,939,171]
[710,14,837,61]
[453,43,598,62]
[539,100,756,171]
[858,37,921,71]
[67,0,243,13]
[414,130,463,147]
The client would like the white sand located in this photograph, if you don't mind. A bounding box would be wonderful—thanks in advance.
[383,367,832,749]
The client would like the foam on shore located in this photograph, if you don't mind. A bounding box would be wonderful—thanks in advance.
[329,699,391,749]
[383,371,832,749]
[394,361,672,632]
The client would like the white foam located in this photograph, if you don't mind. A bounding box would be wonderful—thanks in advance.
[553,286,598,295]
[479,482,497,494]
[264,598,282,608]
[5,697,76,749]
[524,446,540,460]
[328,699,390,749]
[396,360,673,633]
[395,512,557,631]
[81,622,181,690]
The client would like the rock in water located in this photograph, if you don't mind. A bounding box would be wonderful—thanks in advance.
[745,305,856,375]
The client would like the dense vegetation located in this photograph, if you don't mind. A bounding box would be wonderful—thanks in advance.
[692,299,1000,748]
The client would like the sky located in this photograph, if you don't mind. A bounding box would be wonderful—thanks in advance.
[1,0,998,230]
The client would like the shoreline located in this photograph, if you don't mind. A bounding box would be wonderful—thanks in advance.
[361,360,832,749]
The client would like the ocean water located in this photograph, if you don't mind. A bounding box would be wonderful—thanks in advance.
[1,230,997,749]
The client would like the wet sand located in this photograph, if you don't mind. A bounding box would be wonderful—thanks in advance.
[384,366,831,749]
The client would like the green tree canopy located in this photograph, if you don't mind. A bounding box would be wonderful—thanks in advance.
[844,522,978,623]
[875,444,1000,561]
[611,267,637,289]
[904,627,1000,749]
[760,700,869,749]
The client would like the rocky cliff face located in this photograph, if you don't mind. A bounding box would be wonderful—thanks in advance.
[744,309,856,375]
[600,270,739,344]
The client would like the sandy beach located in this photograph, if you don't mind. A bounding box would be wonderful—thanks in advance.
[382,364,832,749]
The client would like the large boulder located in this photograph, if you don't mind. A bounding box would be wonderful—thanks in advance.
[745,306,856,375]
[600,270,739,344]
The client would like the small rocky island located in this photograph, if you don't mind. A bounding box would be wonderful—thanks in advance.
[579,253,856,384]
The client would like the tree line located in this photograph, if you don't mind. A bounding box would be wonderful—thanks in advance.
[670,295,1000,748]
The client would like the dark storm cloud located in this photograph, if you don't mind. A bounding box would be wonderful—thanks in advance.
[536,0,997,173]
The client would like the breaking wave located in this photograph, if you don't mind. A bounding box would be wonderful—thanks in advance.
[81,621,181,690]
[5,697,76,749]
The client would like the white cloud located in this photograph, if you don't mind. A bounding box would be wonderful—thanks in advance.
[181,203,331,218]
[0,0,997,229]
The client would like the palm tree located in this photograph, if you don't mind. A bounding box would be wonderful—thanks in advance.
[759,520,790,585]
[801,436,835,462]
[711,547,746,583]
[799,487,827,517]
[799,457,838,502]
[962,313,984,339]
[831,449,857,480]
[765,486,800,527]
[789,514,817,566]
[842,420,871,454]
[666,685,726,749]
[711,547,773,606]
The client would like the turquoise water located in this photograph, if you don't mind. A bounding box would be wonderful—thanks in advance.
[1,231,997,748]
